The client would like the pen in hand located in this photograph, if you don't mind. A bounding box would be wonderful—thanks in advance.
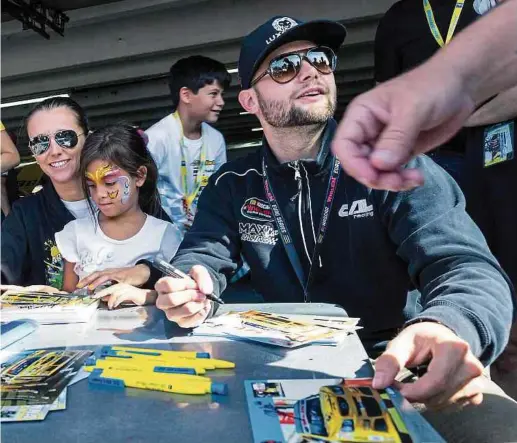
[152,259,225,305]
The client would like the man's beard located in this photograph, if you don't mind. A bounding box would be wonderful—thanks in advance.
[256,89,336,128]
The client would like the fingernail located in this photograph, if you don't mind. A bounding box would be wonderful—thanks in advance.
[88,285,94,290]
[195,293,207,302]
[76,283,84,288]
[372,372,388,389]
[374,150,398,167]
[406,179,422,188]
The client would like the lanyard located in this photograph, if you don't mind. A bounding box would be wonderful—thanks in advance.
[262,155,341,302]
[173,111,208,211]
[423,0,465,47]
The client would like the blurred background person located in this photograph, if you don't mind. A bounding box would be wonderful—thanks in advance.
[1,121,20,221]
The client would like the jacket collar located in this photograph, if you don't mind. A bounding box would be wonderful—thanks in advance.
[261,119,337,176]
[41,181,76,223]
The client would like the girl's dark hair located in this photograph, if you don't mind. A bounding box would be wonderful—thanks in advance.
[80,123,161,217]
[25,97,89,135]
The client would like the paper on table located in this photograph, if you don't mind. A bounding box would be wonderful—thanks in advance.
[192,311,361,348]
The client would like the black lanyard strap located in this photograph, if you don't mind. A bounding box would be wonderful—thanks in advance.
[262,155,341,302]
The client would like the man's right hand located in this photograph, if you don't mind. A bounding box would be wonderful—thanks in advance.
[155,265,213,328]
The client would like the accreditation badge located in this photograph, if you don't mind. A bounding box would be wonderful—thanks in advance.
[483,121,515,167]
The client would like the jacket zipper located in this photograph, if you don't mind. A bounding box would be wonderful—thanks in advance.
[289,160,319,303]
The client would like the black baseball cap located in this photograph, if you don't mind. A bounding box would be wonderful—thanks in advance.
[238,16,347,89]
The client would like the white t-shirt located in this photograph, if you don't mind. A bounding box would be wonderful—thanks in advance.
[145,114,227,235]
[61,199,91,220]
[55,214,182,280]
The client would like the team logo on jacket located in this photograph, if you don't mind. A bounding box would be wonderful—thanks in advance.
[241,198,273,222]
[239,222,278,245]
[338,199,374,218]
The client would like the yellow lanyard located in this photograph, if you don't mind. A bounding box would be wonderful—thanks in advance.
[423,0,465,47]
[173,111,207,210]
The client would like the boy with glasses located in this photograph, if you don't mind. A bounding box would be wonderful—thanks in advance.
[146,56,231,235]
[155,17,516,442]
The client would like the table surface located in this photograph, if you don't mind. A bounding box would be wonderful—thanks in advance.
[2,303,375,443]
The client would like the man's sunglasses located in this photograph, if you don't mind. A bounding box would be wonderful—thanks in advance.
[28,129,83,156]
[251,46,337,86]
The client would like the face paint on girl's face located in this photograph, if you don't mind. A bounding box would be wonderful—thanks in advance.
[120,176,131,204]
[85,163,118,185]
[85,161,134,217]
[107,189,119,200]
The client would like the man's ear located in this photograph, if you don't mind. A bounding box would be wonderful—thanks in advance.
[238,89,260,115]
[135,166,147,187]
[179,86,193,105]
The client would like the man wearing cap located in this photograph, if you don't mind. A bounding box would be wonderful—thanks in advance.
[155,16,516,441]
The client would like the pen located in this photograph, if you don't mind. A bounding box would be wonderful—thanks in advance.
[152,259,225,305]
[101,345,211,359]
[89,368,228,395]
[86,357,208,374]
[101,351,235,370]
[87,365,212,383]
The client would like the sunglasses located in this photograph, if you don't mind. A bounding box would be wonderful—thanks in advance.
[251,46,337,86]
[28,129,83,156]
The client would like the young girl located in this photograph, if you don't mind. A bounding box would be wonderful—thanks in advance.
[55,124,182,309]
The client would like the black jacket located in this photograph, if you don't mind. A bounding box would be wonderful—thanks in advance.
[173,121,514,364]
[1,182,171,288]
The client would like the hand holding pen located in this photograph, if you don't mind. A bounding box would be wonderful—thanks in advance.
[154,260,222,329]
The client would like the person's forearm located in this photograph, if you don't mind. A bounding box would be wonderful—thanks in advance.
[465,85,517,126]
[1,178,11,215]
[431,0,517,105]
[1,131,20,173]
[1,152,20,173]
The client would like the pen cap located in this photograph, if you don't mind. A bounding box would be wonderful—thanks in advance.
[210,382,228,396]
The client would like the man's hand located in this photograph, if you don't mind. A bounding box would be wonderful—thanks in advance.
[93,283,157,310]
[76,264,151,290]
[155,265,213,328]
[373,322,484,409]
[332,62,475,191]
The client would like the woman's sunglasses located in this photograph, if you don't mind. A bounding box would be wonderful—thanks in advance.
[251,46,337,86]
[28,129,83,156]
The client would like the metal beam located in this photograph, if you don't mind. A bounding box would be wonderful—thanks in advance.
[2,0,393,99]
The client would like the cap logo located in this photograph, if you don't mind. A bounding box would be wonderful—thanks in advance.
[272,17,297,32]
[266,17,298,45]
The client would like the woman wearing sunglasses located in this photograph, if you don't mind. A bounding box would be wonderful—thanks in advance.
[1,97,157,292]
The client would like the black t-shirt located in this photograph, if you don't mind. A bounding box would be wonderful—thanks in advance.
[375,0,482,153]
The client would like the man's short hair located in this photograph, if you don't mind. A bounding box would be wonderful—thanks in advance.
[169,56,231,110]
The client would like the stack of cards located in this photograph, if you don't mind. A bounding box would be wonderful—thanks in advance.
[1,349,92,422]
[192,310,361,347]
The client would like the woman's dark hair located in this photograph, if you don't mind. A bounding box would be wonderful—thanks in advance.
[80,123,161,217]
[25,96,89,135]
[169,55,231,111]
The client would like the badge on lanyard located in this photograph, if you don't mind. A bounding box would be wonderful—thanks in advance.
[423,0,465,47]
[483,121,515,167]
[174,111,208,229]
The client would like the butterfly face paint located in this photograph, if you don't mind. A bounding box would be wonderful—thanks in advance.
[107,189,119,200]
[85,162,132,206]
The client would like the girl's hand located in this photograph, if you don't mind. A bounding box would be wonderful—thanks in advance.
[76,265,151,291]
[93,283,157,310]
[0,284,64,294]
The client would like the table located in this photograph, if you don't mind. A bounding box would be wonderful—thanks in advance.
[2,303,374,443]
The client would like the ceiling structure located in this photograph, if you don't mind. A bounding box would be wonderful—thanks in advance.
[1,0,395,156]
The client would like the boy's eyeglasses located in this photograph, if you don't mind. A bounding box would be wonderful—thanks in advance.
[28,129,83,156]
[251,46,337,86]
